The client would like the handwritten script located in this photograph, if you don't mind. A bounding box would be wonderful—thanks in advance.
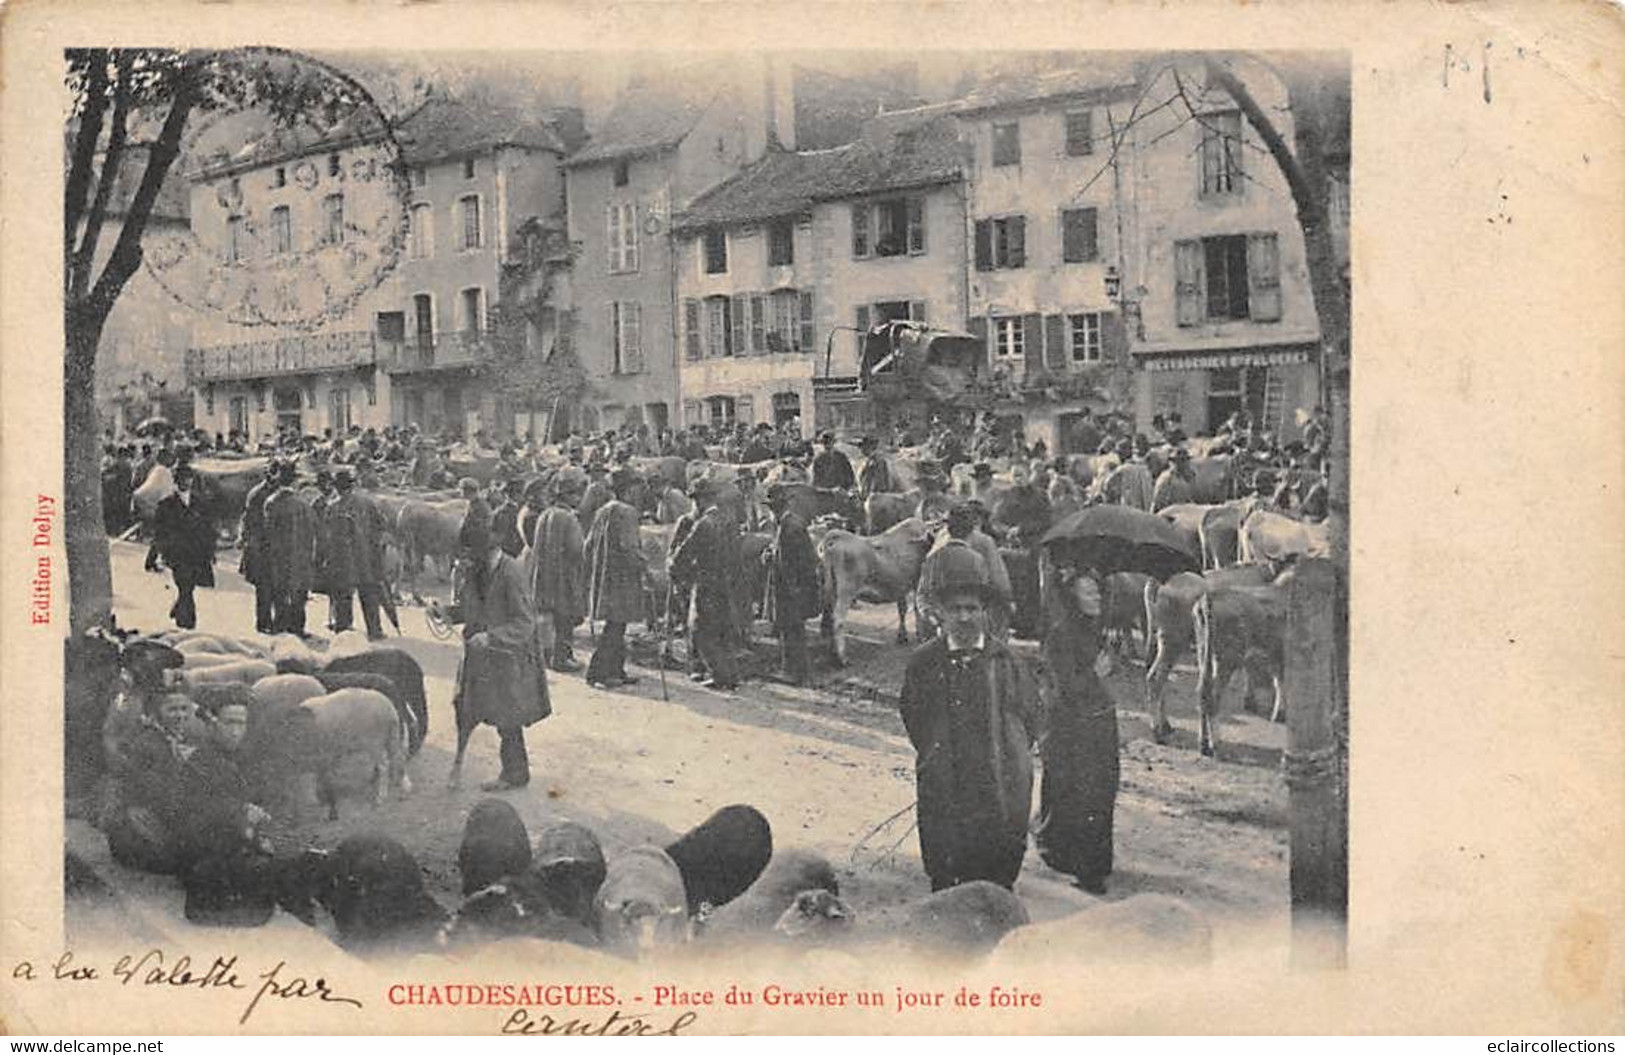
[11,949,362,1026]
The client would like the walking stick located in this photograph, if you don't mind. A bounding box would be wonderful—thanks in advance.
[652,579,670,703]
[588,524,609,645]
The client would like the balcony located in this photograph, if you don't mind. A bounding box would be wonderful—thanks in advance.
[380,330,498,374]
[186,331,377,385]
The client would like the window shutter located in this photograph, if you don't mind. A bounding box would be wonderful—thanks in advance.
[736,395,755,426]
[1101,310,1129,361]
[974,219,992,271]
[625,204,639,271]
[907,197,926,254]
[1247,233,1283,322]
[606,205,621,272]
[855,305,870,334]
[1175,239,1204,327]
[968,316,988,358]
[1044,314,1067,370]
[851,204,869,257]
[624,303,643,373]
[683,299,702,360]
[1063,208,1098,263]
[730,294,746,356]
[750,294,767,354]
[908,301,926,323]
[1008,216,1027,268]
[1021,313,1043,363]
[609,302,621,373]
[799,290,815,353]
[683,400,701,426]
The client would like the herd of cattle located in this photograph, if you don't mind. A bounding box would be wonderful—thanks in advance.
[177,440,1332,759]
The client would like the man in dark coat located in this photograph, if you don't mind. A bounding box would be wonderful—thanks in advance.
[324,468,388,639]
[1034,552,1120,895]
[856,436,892,499]
[991,462,1054,549]
[444,523,550,791]
[897,545,1036,892]
[490,478,526,559]
[526,471,588,673]
[263,461,317,636]
[669,492,741,691]
[811,432,856,491]
[457,477,492,555]
[153,465,215,630]
[310,470,338,630]
[764,484,820,685]
[583,469,646,689]
[239,462,278,634]
[101,446,135,535]
[577,461,613,531]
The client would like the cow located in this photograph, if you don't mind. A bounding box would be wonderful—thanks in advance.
[190,456,272,542]
[396,497,464,593]
[817,516,935,666]
[771,483,863,536]
[1103,570,1153,663]
[1156,503,1210,564]
[1143,563,1277,744]
[1197,497,1263,569]
[864,491,918,536]
[1238,508,1331,565]
[1193,581,1288,757]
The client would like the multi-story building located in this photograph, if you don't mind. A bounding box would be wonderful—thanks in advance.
[671,106,967,438]
[186,92,581,442]
[1121,62,1324,441]
[955,62,1143,455]
[562,64,791,435]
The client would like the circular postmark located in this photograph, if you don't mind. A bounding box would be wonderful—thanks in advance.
[141,47,410,332]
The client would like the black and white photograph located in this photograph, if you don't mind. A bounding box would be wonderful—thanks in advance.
[3,1,1621,1039]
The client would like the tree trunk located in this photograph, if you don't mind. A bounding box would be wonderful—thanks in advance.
[65,313,113,636]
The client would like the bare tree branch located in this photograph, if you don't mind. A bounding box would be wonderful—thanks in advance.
[64,50,110,281]
[72,52,132,303]
[1201,55,1324,229]
[84,58,199,323]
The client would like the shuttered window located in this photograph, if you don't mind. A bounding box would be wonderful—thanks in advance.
[706,297,730,357]
[993,316,1025,358]
[851,204,869,258]
[611,301,643,374]
[1044,314,1068,370]
[974,220,992,271]
[1175,239,1204,326]
[798,291,815,353]
[1068,313,1103,364]
[1065,110,1094,156]
[704,229,728,274]
[1061,208,1099,263]
[750,294,767,353]
[731,294,748,357]
[683,299,702,360]
[907,198,926,254]
[771,290,798,353]
[1247,233,1282,321]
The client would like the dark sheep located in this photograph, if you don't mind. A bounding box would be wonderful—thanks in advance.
[439,872,600,950]
[663,804,773,915]
[532,822,608,929]
[324,649,429,754]
[458,799,532,897]
[326,834,448,958]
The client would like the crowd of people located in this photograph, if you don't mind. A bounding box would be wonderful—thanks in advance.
[93,399,1333,909]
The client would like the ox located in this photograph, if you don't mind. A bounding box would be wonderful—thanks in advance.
[1193,581,1288,757]
[817,517,935,666]
[1238,508,1330,565]
[1143,563,1277,745]
[396,497,464,594]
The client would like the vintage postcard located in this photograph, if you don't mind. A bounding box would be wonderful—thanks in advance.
[1,0,1621,1037]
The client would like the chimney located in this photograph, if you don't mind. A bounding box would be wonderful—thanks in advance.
[773,57,796,151]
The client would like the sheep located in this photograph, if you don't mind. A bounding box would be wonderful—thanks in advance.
[324,835,447,958]
[663,804,773,915]
[892,880,1029,958]
[592,846,690,960]
[289,687,409,821]
[439,875,599,950]
[532,822,608,929]
[180,658,277,688]
[458,799,531,897]
[696,848,839,944]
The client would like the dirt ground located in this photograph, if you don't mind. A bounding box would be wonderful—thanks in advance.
[89,538,1291,956]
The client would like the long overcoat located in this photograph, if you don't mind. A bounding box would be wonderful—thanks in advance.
[154,492,216,588]
[526,504,586,624]
[583,499,645,624]
[238,479,274,585]
[323,492,387,591]
[765,509,820,629]
[898,638,1036,890]
[264,488,317,593]
[452,553,550,730]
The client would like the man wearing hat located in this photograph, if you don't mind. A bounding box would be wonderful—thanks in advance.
[919,502,1013,642]
[457,477,493,557]
[811,431,855,491]
[898,544,1037,892]
[324,467,389,639]
[763,483,820,685]
[1102,438,1154,512]
[583,468,647,689]
[992,461,1053,549]
[263,460,317,636]
[1151,446,1196,512]
[525,468,588,673]
[153,463,216,630]
[856,436,893,499]
[669,479,742,691]
[239,460,280,634]
[577,457,614,530]
[490,477,527,559]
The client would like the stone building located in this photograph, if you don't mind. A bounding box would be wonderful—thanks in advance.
[671,105,967,439]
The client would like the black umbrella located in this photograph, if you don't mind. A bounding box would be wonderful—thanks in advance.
[1040,503,1201,581]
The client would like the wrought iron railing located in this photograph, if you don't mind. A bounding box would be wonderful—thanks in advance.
[185,331,377,384]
